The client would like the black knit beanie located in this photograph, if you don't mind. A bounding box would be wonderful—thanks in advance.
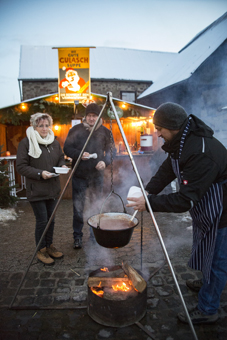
[153,102,188,130]
[85,103,101,116]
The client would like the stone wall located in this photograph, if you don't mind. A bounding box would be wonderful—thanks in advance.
[91,80,152,100]
[22,80,152,101]
[22,81,58,100]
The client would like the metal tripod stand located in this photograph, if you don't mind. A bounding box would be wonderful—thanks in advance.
[10,92,198,340]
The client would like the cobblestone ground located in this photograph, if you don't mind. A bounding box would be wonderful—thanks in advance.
[0,200,227,340]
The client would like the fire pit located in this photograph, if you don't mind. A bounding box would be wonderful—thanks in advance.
[87,265,147,327]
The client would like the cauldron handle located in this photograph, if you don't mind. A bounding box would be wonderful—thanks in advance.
[97,190,127,228]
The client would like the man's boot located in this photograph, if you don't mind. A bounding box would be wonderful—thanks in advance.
[37,247,55,265]
[186,279,203,292]
[46,244,64,259]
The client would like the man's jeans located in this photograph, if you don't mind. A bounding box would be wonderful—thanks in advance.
[198,226,227,314]
[30,199,57,250]
[72,176,103,241]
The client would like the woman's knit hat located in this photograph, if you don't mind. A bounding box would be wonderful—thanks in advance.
[153,102,188,130]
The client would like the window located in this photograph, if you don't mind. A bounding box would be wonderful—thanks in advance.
[120,91,136,103]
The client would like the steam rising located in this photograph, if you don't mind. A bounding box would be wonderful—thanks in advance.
[81,148,191,273]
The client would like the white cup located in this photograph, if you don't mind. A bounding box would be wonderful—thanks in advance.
[127,186,143,204]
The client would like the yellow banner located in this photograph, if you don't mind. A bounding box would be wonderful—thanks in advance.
[58,48,90,103]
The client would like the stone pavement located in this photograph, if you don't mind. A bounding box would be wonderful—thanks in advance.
[0,200,227,340]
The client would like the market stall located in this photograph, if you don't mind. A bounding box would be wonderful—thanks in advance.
[0,92,158,198]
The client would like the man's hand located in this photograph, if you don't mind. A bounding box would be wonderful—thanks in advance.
[95,161,106,171]
[82,152,90,160]
[126,196,146,211]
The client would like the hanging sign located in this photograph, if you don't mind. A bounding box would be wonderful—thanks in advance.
[57,47,90,103]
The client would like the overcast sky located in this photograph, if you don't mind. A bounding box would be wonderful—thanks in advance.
[0,0,227,108]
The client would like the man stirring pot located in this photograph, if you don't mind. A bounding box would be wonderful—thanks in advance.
[127,102,227,324]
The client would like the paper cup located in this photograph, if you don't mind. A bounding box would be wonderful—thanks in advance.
[127,186,142,204]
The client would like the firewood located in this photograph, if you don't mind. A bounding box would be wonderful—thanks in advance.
[122,262,146,293]
[88,276,130,288]
[96,268,125,278]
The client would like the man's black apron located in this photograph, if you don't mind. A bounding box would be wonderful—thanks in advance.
[171,118,224,283]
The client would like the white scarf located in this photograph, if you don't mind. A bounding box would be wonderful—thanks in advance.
[26,126,55,158]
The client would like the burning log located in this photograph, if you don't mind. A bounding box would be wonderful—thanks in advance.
[122,262,146,293]
[87,276,130,288]
[97,267,126,278]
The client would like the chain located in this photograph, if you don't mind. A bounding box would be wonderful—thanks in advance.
[109,117,114,192]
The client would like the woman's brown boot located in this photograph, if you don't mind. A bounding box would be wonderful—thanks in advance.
[37,247,55,265]
[46,244,64,259]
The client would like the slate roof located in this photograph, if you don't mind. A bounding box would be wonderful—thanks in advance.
[18,46,176,82]
[138,12,227,99]
[18,12,227,101]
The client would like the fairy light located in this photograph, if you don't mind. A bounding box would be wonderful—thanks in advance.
[21,103,27,111]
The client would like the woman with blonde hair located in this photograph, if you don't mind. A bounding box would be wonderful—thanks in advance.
[17,113,66,265]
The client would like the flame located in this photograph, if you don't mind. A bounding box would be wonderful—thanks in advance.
[90,278,137,297]
[100,267,109,272]
[91,287,104,297]
[112,281,131,292]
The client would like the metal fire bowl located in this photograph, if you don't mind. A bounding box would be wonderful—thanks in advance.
[87,212,139,248]
[87,266,147,327]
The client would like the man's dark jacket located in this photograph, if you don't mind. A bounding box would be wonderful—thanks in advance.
[63,122,113,179]
[145,114,227,228]
[16,138,65,201]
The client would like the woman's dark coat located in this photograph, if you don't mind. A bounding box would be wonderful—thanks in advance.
[16,137,65,201]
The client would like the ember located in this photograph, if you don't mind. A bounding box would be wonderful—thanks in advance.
[91,287,104,297]
[91,281,103,297]
[100,267,109,272]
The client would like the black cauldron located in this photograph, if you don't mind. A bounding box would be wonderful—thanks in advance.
[87,212,139,248]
